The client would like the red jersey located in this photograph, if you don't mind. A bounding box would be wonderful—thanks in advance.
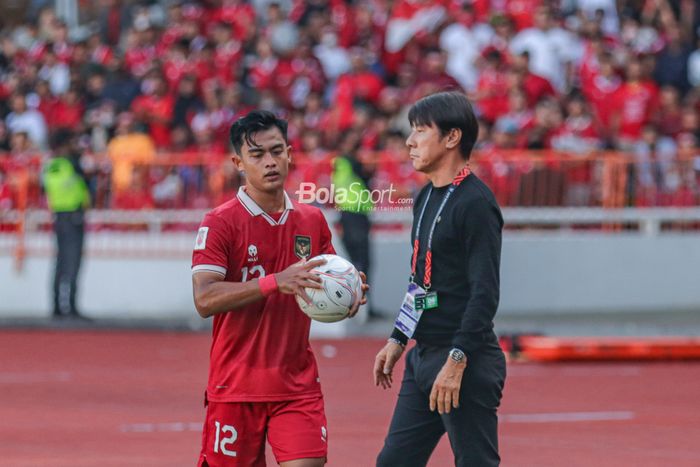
[585,74,622,130]
[476,68,509,123]
[192,186,335,403]
[522,73,556,107]
[614,82,658,139]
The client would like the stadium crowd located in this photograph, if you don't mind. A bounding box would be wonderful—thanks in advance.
[1,0,700,210]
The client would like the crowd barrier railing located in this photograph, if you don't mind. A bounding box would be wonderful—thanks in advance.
[1,149,699,270]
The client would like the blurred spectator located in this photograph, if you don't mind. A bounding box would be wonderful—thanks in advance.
[475,48,509,124]
[654,24,691,94]
[551,93,602,154]
[151,167,183,208]
[131,73,174,148]
[172,75,203,129]
[494,89,533,148]
[576,0,620,36]
[49,87,84,131]
[657,86,683,137]
[510,51,557,107]
[38,49,70,96]
[0,121,10,151]
[0,169,12,211]
[107,112,155,195]
[612,58,659,150]
[688,37,700,88]
[5,94,48,150]
[314,28,351,81]
[633,124,679,206]
[439,4,490,92]
[582,51,621,144]
[102,58,140,112]
[334,47,384,125]
[97,0,130,46]
[510,5,582,92]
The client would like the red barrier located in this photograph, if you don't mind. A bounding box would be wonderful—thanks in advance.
[519,336,700,362]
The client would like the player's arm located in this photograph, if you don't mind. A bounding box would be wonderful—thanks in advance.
[192,260,326,318]
[192,272,271,318]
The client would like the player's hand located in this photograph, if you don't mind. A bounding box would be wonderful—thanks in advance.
[429,357,467,414]
[348,271,369,318]
[373,341,404,389]
[276,258,326,304]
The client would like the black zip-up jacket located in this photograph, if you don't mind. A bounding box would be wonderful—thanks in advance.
[390,173,503,355]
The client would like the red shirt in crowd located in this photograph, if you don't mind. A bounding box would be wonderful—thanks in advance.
[504,0,541,31]
[50,99,84,130]
[522,72,556,107]
[131,94,175,148]
[585,74,622,131]
[476,67,510,123]
[209,3,256,41]
[613,81,659,139]
[124,45,157,77]
[273,58,326,108]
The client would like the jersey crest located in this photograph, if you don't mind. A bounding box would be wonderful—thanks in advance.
[295,235,311,259]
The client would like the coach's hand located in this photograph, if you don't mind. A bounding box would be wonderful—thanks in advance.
[276,258,326,304]
[373,341,404,389]
[348,271,370,318]
[430,357,467,414]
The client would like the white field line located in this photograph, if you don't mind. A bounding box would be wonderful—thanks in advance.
[0,371,72,383]
[503,411,635,423]
[118,411,635,434]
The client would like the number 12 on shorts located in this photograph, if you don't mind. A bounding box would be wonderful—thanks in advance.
[214,420,238,457]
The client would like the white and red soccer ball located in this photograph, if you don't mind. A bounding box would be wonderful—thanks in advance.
[295,254,362,323]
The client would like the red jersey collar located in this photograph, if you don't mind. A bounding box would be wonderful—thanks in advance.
[237,186,294,226]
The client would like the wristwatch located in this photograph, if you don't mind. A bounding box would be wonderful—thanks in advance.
[388,337,406,348]
[448,348,466,364]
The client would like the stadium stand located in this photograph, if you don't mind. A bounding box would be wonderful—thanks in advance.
[0,0,699,214]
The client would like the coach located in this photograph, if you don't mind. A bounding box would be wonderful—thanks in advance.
[374,92,506,467]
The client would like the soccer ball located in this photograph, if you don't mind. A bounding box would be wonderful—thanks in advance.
[295,254,362,323]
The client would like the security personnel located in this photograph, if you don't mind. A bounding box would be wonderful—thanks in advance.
[332,130,375,317]
[43,129,91,319]
[374,92,506,466]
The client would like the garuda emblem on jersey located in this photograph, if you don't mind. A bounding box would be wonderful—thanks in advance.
[294,235,311,259]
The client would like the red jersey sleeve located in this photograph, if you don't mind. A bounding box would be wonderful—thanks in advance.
[319,211,336,255]
[192,213,233,276]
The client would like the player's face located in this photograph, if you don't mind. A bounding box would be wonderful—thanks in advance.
[233,127,291,193]
[406,123,448,173]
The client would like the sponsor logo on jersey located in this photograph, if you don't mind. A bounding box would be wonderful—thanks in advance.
[248,244,259,262]
[294,235,311,259]
[194,227,209,250]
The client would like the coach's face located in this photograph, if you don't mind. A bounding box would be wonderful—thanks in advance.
[233,127,291,193]
[406,123,450,173]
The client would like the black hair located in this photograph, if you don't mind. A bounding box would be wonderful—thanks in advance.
[50,128,75,151]
[229,110,288,155]
[408,91,479,160]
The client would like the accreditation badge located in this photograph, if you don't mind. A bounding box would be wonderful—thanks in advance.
[424,291,438,309]
[394,282,426,339]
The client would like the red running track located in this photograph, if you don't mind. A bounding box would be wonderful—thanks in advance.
[1,331,699,466]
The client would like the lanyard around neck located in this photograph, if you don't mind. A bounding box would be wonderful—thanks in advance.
[410,166,471,290]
